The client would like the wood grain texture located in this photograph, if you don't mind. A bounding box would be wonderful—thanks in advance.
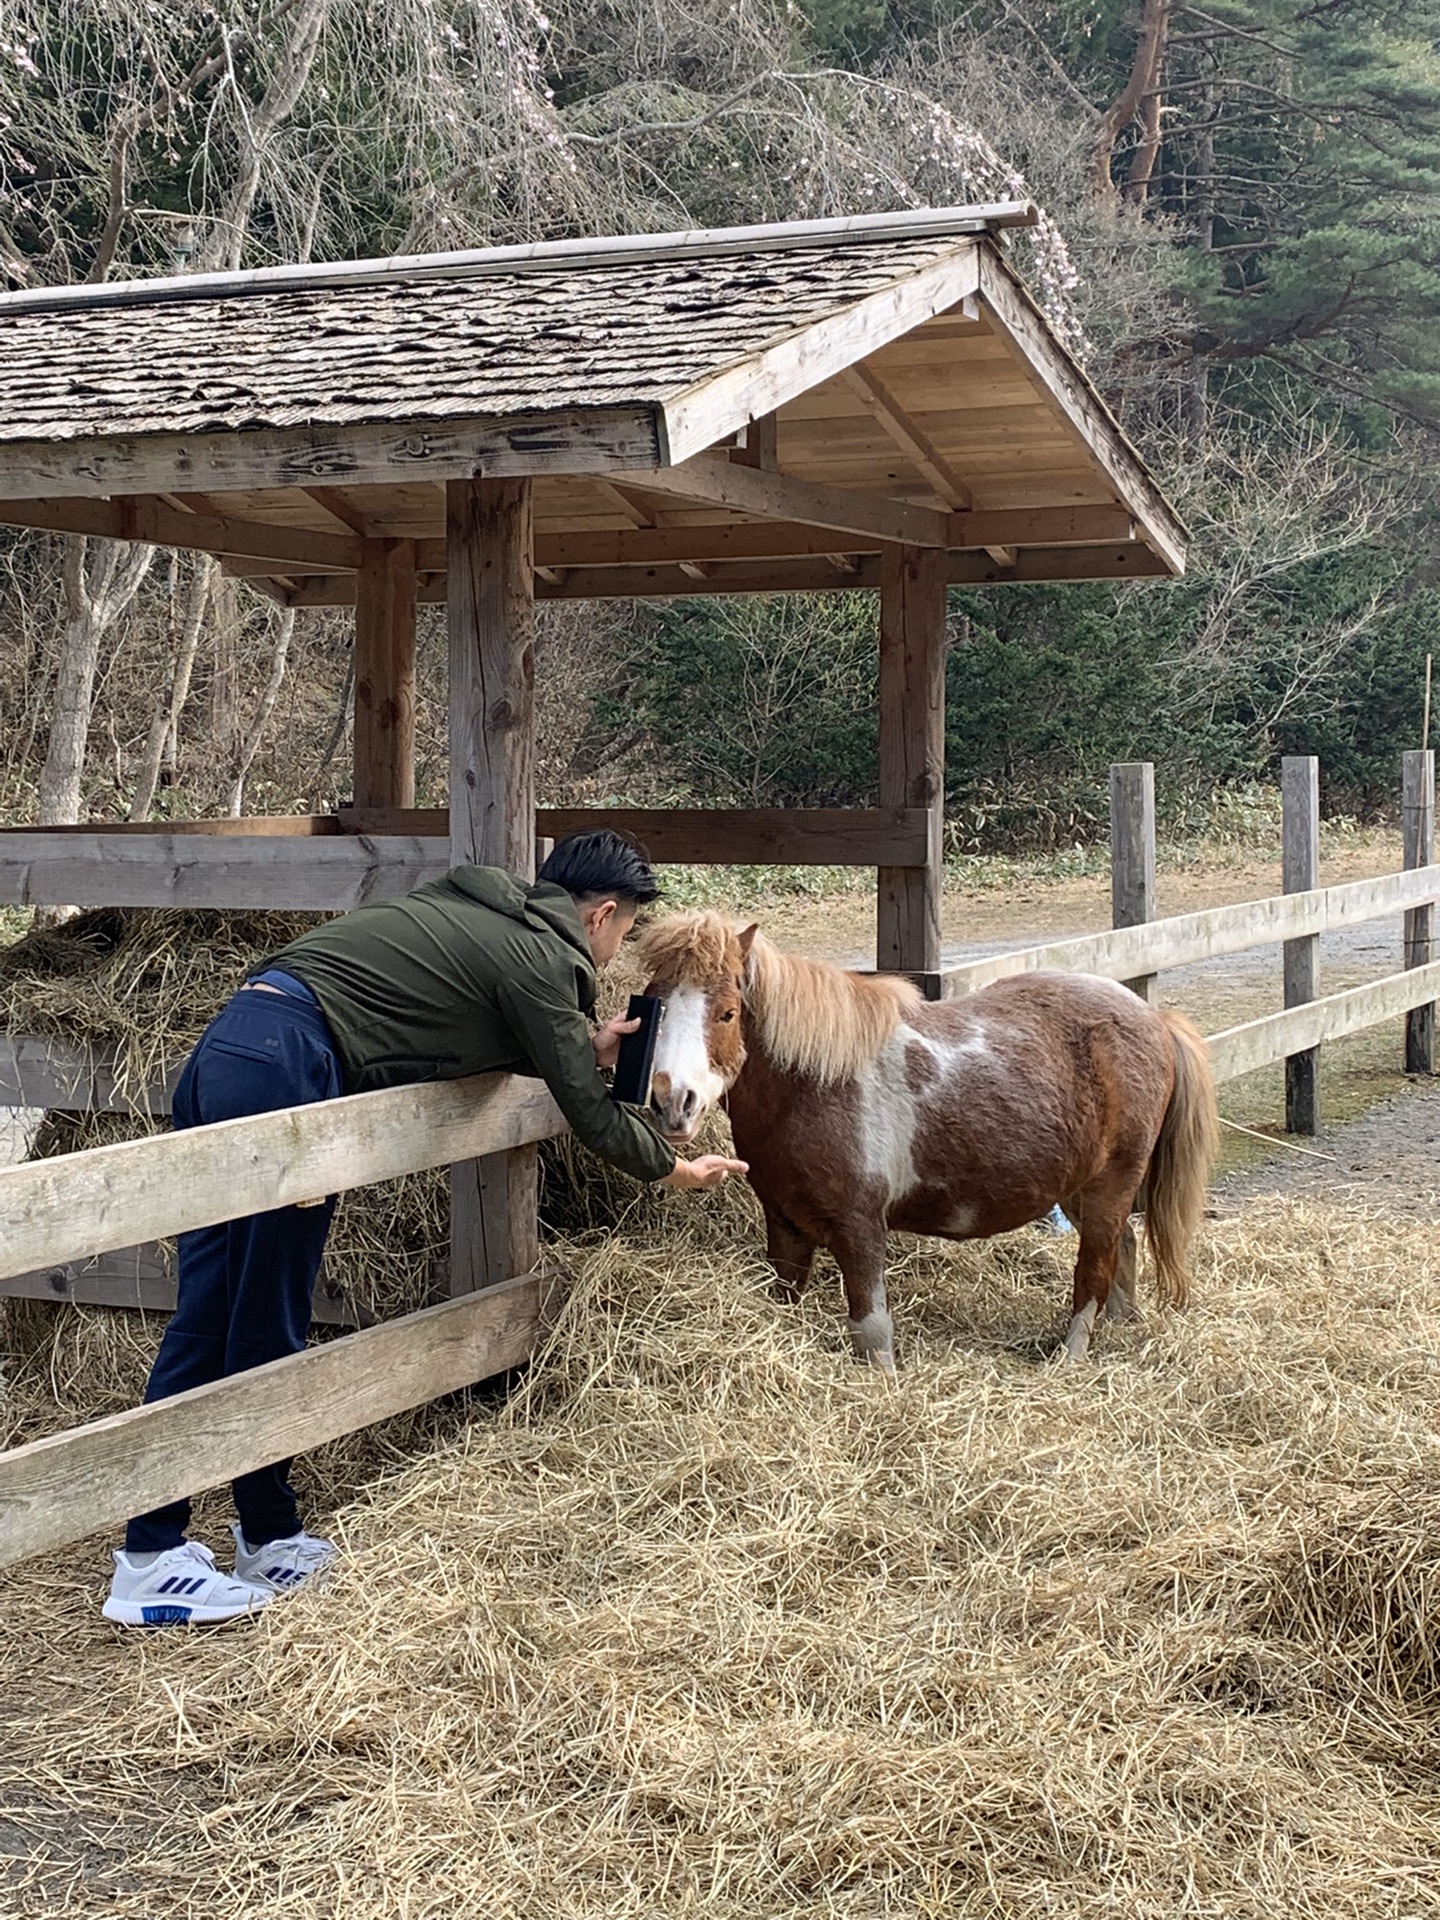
[940,863,1440,997]
[0,493,362,570]
[0,1242,363,1327]
[877,545,947,973]
[1403,749,1435,1075]
[1110,762,1157,1004]
[611,452,949,547]
[1282,755,1321,1133]
[446,476,540,1291]
[0,410,664,502]
[0,832,447,909]
[0,1069,564,1283]
[1207,960,1440,1085]
[354,539,418,809]
[0,1273,550,1569]
[0,1034,176,1115]
[661,246,982,463]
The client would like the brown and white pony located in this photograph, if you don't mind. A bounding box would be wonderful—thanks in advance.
[638,912,1218,1367]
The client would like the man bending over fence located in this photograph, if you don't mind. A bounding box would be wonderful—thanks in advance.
[103,830,744,1629]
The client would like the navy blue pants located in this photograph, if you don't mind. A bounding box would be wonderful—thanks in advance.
[125,977,343,1554]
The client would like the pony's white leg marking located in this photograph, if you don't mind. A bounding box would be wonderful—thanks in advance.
[855,1039,920,1203]
[1062,1297,1099,1362]
[650,984,728,1121]
[848,1279,896,1373]
[946,1202,977,1236]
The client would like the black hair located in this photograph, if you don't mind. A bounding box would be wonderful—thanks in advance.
[537,828,660,905]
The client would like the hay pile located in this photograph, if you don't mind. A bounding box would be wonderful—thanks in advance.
[4,1195,1440,1917]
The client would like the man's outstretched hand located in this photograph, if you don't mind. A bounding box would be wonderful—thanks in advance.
[661,1155,749,1191]
[592,1011,640,1072]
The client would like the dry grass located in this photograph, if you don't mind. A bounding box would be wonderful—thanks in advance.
[4,1193,1440,1917]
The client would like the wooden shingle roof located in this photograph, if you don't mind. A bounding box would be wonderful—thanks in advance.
[0,204,1187,595]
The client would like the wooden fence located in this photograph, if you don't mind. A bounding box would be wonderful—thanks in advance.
[1,752,1435,1571]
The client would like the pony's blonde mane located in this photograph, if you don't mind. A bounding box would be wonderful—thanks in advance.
[639,910,920,1085]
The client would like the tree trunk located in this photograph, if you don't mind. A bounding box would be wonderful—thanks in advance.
[39,536,155,826]
[1093,0,1172,199]
[129,555,215,820]
[196,0,332,272]
[227,609,295,815]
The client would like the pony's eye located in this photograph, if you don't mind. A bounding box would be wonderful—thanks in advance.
[718,1009,736,1023]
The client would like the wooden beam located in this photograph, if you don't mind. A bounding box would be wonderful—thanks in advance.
[1282,755,1321,1132]
[0,813,341,836]
[0,1272,550,1571]
[0,493,362,570]
[354,539,418,810]
[730,412,778,471]
[1403,749,1435,1074]
[611,450,950,547]
[1110,761,1158,1003]
[877,546,947,973]
[283,542,1170,607]
[304,485,377,535]
[0,1069,563,1285]
[0,1034,177,1114]
[336,806,932,866]
[843,363,973,510]
[0,1242,363,1327]
[976,250,1188,575]
[0,832,448,909]
[661,246,982,463]
[1208,959,1440,1085]
[0,407,664,502]
[594,480,659,528]
[940,863,1440,998]
[447,477,540,1296]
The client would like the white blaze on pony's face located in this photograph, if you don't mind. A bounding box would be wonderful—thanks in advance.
[646,984,734,1142]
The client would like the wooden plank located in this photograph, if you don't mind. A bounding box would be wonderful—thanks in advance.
[0,408,665,503]
[1110,762,1157,1004]
[844,362,973,510]
[611,451,950,547]
[447,477,540,1296]
[541,806,931,867]
[0,833,447,910]
[0,1272,549,1570]
[0,814,340,837]
[0,494,363,570]
[975,250,1187,576]
[1207,960,1440,1085]
[661,247,982,463]
[1282,755,1321,1133]
[0,1035,176,1115]
[0,1069,564,1284]
[284,543,1168,606]
[0,1243,362,1327]
[940,863,1440,997]
[1403,749,1435,1075]
[354,540,418,810]
[877,546,946,973]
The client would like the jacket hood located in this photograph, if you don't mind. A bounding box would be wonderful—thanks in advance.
[447,866,594,964]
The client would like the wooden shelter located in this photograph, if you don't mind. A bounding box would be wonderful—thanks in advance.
[0,201,1186,1301]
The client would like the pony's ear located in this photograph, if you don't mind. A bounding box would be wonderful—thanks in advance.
[737,923,760,958]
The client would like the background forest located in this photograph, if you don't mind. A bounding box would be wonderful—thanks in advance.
[1,0,1438,847]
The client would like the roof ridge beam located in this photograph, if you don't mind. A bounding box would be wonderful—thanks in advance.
[659,247,982,466]
[0,205,1033,317]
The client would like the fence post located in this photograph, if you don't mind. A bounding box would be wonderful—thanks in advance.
[1282,755,1320,1134]
[1403,748,1435,1074]
[1109,762,1156,1002]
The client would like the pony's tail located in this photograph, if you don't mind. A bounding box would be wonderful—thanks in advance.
[1145,1011,1220,1309]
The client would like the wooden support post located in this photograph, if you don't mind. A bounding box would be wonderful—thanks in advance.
[447,478,540,1295]
[1282,754,1320,1134]
[1403,748,1435,1074]
[353,539,417,808]
[877,545,946,978]
[1110,762,1157,1003]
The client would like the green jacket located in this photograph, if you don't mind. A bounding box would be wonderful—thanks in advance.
[268,867,675,1184]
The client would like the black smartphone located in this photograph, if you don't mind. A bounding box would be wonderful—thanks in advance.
[610,993,664,1107]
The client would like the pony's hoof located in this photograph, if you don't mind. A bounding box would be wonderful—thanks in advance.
[863,1348,897,1376]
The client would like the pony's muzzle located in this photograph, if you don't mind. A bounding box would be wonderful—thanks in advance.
[649,1072,703,1143]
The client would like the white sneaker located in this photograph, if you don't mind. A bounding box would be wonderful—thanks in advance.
[232,1525,337,1597]
[102,1541,272,1628]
